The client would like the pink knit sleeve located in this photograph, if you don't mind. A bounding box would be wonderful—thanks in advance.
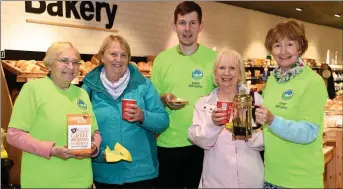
[91,130,102,157]
[6,128,55,159]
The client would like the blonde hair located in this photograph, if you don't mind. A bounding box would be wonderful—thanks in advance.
[43,42,80,68]
[265,19,308,56]
[97,35,131,63]
[213,49,246,87]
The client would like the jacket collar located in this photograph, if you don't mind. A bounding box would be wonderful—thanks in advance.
[83,63,145,93]
[206,88,219,105]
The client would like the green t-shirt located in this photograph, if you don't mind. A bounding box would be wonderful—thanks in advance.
[262,66,328,188]
[9,77,98,188]
[151,45,216,147]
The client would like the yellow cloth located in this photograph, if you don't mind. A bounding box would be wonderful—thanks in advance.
[1,149,8,159]
[225,122,233,129]
[1,128,8,159]
[105,143,132,162]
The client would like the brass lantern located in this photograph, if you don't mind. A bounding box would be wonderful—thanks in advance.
[231,91,261,140]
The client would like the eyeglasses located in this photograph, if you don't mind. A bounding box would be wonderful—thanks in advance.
[54,58,81,65]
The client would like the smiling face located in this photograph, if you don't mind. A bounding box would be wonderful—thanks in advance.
[173,11,203,48]
[49,47,80,88]
[214,54,241,89]
[272,38,301,71]
[102,41,129,79]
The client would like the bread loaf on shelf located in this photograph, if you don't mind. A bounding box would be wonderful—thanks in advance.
[3,60,47,74]
[137,61,152,73]
[79,61,98,76]
[91,54,100,66]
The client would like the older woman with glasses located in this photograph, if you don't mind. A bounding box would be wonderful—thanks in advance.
[82,35,169,188]
[6,42,101,188]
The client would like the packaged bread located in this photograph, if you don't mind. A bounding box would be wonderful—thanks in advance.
[84,61,93,69]
[15,60,25,68]
[137,62,152,72]
[137,62,146,67]
[80,64,88,76]
[147,61,153,66]
[19,62,28,71]
[91,54,100,65]
[31,65,41,72]
[129,61,138,67]
[24,63,35,72]
[8,61,16,67]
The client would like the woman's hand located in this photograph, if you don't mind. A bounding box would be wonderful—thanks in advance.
[50,146,75,160]
[211,108,227,126]
[124,103,144,122]
[73,144,97,160]
[255,105,274,125]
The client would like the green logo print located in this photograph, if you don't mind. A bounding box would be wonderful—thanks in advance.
[192,69,203,81]
[77,99,87,110]
[281,89,294,101]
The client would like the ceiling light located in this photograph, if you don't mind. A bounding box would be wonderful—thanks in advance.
[334,14,341,18]
[295,8,302,11]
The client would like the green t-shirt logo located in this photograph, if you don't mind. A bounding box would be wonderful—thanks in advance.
[192,69,203,81]
[77,99,88,110]
[281,89,294,101]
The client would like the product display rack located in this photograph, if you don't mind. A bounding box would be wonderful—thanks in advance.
[330,65,343,93]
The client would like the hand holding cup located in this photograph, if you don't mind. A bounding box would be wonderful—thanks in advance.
[122,99,144,122]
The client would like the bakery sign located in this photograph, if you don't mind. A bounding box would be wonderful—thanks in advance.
[25,1,118,29]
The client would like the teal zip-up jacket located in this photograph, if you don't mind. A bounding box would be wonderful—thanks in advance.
[82,64,169,184]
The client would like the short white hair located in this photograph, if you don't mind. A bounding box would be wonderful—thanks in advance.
[43,42,80,68]
[212,49,246,87]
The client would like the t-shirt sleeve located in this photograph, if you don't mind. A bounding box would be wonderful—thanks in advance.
[150,55,165,95]
[300,76,328,126]
[9,82,37,132]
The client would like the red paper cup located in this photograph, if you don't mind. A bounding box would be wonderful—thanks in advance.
[216,101,233,124]
[122,99,136,120]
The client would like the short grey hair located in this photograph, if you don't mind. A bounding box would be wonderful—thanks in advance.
[212,49,246,87]
[43,42,81,68]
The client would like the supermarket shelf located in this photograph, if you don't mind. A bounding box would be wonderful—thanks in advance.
[330,64,343,71]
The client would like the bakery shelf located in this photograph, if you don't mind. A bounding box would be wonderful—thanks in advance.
[1,60,48,82]
[330,65,343,71]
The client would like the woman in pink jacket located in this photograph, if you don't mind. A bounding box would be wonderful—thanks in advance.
[188,49,264,188]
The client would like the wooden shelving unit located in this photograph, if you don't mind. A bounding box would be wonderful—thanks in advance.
[324,128,343,188]
[1,65,21,186]
[1,60,48,83]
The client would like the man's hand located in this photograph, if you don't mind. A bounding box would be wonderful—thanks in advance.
[161,93,185,110]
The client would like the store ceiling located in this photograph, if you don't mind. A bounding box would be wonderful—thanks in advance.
[219,1,343,30]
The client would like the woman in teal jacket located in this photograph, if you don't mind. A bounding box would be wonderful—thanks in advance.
[82,35,169,188]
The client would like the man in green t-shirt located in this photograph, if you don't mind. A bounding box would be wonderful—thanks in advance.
[151,1,216,188]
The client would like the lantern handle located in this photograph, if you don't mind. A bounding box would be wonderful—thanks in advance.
[250,90,262,130]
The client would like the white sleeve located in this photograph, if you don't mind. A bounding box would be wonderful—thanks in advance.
[188,100,224,150]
